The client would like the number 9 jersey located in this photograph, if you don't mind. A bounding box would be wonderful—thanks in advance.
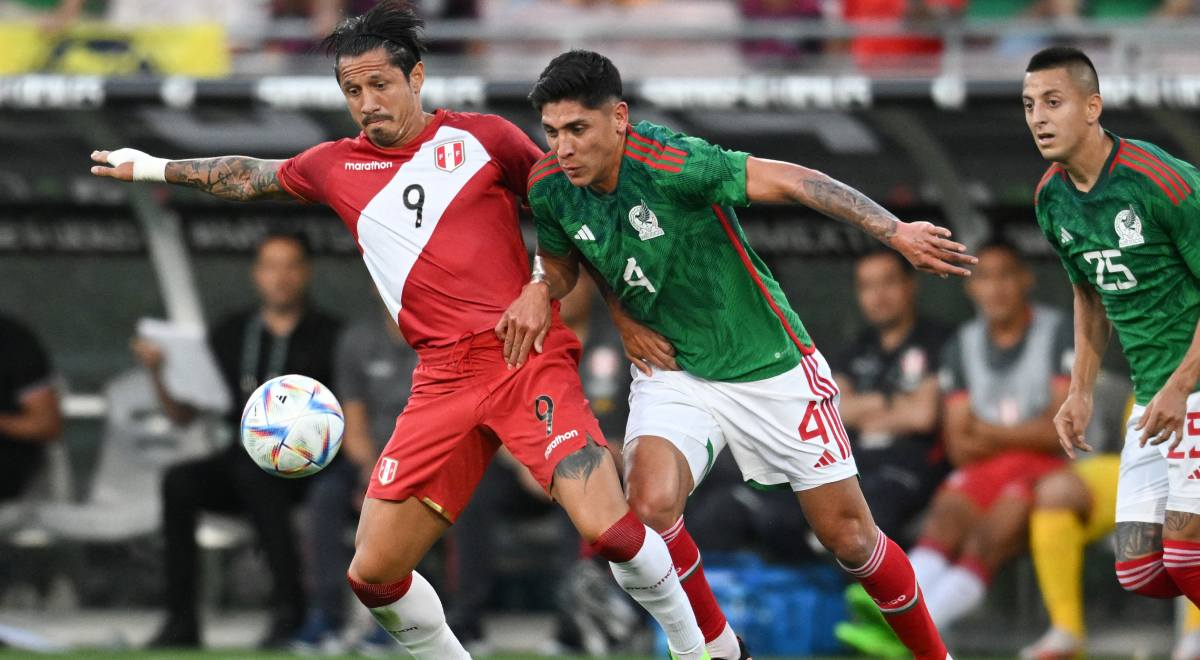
[276,109,543,351]
[1036,131,1200,405]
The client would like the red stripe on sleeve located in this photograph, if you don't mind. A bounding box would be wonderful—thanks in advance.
[624,149,682,173]
[1119,149,1189,201]
[1123,142,1192,195]
[527,165,562,188]
[627,129,688,157]
[624,138,686,164]
[1116,158,1181,205]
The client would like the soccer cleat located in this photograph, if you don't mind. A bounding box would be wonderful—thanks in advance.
[1019,627,1083,660]
[835,620,908,658]
[1173,630,1200,660]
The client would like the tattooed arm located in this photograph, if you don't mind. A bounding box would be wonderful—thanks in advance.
[744,157,976,277]
[90,150,292,202]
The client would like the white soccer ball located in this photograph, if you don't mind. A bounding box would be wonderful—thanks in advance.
[240,374,344,478]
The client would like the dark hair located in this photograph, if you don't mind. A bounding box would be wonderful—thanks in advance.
[528,50,623,111]
[1026,46,1100,95]
[855,247,913,279]
[976,236,1024,264]
[259,229,313,260]
[322,0,426,79]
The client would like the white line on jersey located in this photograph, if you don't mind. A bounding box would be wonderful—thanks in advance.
[574,225,596,241]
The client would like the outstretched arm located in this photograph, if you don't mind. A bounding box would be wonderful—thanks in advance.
[744,157,976,277]
[90,149,292,202]
[495,250,581,368]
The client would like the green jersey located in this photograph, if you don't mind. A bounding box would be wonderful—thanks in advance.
[1035,132,1200,404]
[528,121,812,382]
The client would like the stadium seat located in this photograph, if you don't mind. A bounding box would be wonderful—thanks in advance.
[966,0,1034,20]
[35,369,215,542]
[1087,0,1160,18]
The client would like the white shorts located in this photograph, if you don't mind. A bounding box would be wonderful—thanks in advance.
[623,349,858,492]
[1115,392,1200,523]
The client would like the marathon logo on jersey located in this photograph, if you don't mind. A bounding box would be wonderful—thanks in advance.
[1115,206,1145,248]
[544,429,579,460]
[377,457,398,485]
[434,139,466,172]
[344,160,394,171]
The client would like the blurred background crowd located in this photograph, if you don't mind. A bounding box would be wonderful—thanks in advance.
[3,0,1200,658]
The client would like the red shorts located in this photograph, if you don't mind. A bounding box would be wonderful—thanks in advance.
[365,322,605,522]
[940,450,1065,511]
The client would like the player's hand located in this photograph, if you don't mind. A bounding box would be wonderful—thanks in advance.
[1138,379,1190,450]
[1053,391,1094,458]
[90,148,167,182]
[889,221,976,278]
[613,314,677,376]
[130,337,165,373]
[495,281,552,369]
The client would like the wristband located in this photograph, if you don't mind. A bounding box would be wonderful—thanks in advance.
[530,254,547,285]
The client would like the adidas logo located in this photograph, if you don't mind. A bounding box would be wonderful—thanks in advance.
[1188,468,1200,481]
[1060,227,1073,244]
[813,450,838,468]
[573,225,596,241]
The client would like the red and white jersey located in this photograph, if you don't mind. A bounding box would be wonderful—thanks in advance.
[277,109,543,350]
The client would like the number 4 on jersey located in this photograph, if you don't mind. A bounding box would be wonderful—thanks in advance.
[1083,249,1138,291]
[624,257,657,293]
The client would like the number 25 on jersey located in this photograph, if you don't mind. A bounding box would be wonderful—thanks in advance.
[1083,249,1138,291]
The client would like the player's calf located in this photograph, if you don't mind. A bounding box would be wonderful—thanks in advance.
[1114,521,1182,598]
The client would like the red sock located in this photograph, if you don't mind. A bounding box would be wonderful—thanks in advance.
[346,573,413,608]
[661,517,727,643]
[840,530,947,660]
[1116,551,1182,598]
[589,510,646,563]
[1164,540,1200,604]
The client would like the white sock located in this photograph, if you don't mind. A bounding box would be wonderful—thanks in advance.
[923,564,986,628]
[908,545,950,593]
[610,526,705,658]
[366,571,470,659]
[707,621,741,658]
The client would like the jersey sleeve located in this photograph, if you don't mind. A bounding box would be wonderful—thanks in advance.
[276,141,340,205]
[1152,157,1200,279]
[666,133,751,208]
[482,117,544,199]
[530,190,574,258]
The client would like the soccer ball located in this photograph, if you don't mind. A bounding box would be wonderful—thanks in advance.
[240,374,344,478]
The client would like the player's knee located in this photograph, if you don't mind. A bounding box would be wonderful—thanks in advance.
[1034,470,1086,510]
[818,517,877,567]
[348,546,411,587]
[626,481,684,532]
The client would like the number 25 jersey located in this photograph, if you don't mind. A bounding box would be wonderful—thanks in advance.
[277,109,543,351]
[1036,132,1200,404]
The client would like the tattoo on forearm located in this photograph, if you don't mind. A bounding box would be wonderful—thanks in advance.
[1166,510,1198,532]
[1114,521,1163,561]
[166,157,288,201]
[553,437,605,483]
[798,176,898,243]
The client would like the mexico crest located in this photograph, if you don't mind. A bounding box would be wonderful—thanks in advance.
[628,200,664,241]
[1114,206,1144,248]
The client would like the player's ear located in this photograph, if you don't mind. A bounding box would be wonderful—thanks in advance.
[407,62,425,94]
[1086,92,1103,125]
[612,101,629,134]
